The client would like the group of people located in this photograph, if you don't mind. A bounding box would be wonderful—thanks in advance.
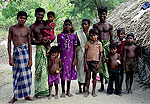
[7,6,138,104]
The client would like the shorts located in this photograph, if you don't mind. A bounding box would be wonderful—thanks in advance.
[125,58,137,72]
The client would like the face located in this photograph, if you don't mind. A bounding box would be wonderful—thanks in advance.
[35,12,44,22]
[63,22,72,32]
[90,33,98,42]
[51,52,59,58]
[110,47,117,54]
[48,14,55,22]
[117,32,125,40]
[82,21,90,30]
[17,16,27,25]
[127,36,134,44]
[98,12,107,21]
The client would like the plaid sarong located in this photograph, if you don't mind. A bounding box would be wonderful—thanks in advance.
[12,43,32,98]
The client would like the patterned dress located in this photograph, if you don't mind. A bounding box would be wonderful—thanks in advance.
[57,32,77,81]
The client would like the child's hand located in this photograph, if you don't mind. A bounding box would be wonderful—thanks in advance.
[105,58,109,63]
[28,60,32,68]
[9,58,14,66]
[85,64,88,71]
[123,66,125,72]
[116,60,121,64]
[96,64,100,70]
[73,59,77,66]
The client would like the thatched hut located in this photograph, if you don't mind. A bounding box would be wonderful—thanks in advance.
[107,0,150,87]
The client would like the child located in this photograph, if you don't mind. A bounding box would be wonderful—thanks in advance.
[84,28,103,97]
[43,11,55,53]
[76,19,90,94]
[48,46,62,99]
[123,33,138,94]
[106,43,121,96]
[116,28,127,92]
[93,6,113,92]
[8,11,32,103]
[57,19,77,97]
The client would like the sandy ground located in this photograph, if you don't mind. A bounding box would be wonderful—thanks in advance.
[0,40,150,104]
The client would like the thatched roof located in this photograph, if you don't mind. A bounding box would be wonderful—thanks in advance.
[107,0,150,48]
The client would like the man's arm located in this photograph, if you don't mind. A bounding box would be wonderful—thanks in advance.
[135,46,138,69]
[109,24,113,43]
[8,26,14,66]
[27,28,32,67]
[97,42,103,70]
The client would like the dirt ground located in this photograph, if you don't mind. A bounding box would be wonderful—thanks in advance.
[0,40,150,104]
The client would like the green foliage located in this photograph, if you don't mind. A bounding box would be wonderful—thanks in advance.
[0,0,126,39]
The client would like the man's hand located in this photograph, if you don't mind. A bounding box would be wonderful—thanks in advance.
[28,60,32,68]
[96,64,100,70]
[9,58,14,66]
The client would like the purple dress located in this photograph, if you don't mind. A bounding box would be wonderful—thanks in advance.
[57,32,77,81]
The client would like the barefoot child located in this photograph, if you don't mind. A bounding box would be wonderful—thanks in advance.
[43,11,55,53]
[93,6,113,92]
[116,28,127,92]
[57,19,77,97]
[48,46,62,99]
[84,28,103,97]
[106,43,121,96]
[76,19,90,94]
[8,11,32,103]
[123,33,138,94]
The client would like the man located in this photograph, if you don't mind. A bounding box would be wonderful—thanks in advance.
[93,6,113,92]
[30,7,49,98]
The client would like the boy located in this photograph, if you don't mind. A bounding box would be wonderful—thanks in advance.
[93,6,113,92]
[8,11,32,103]
[48,46,62,99]
[116,28,127,92]
[43,11,55,53]
[106,43,121,96]
[123,33,138,94]
[84,28,103,97]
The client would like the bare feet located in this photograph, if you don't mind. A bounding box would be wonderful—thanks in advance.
[8,97,17,104]
[83,92,89,97]
[60,93,65,98]
[75,90,82,95]
[54,95,59,99]
[66,92,73,97]
[92,92,97,97]
[25,97,33,101]
[48,95,52,100]
[98,86,104,92]
[33,95,40,100]
[128,90,133,94]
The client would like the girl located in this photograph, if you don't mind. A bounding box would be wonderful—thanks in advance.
[57,19,77,97]
[76,19,90,94]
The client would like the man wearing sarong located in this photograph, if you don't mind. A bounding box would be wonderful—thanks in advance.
[93,6,113,92]
[8,11,32,104]
[30,8,49,98]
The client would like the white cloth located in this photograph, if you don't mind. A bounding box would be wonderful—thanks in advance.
[76,30,88,83]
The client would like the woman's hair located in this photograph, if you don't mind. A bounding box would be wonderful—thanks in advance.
[63,19,74,33]
[82,19,91,25]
